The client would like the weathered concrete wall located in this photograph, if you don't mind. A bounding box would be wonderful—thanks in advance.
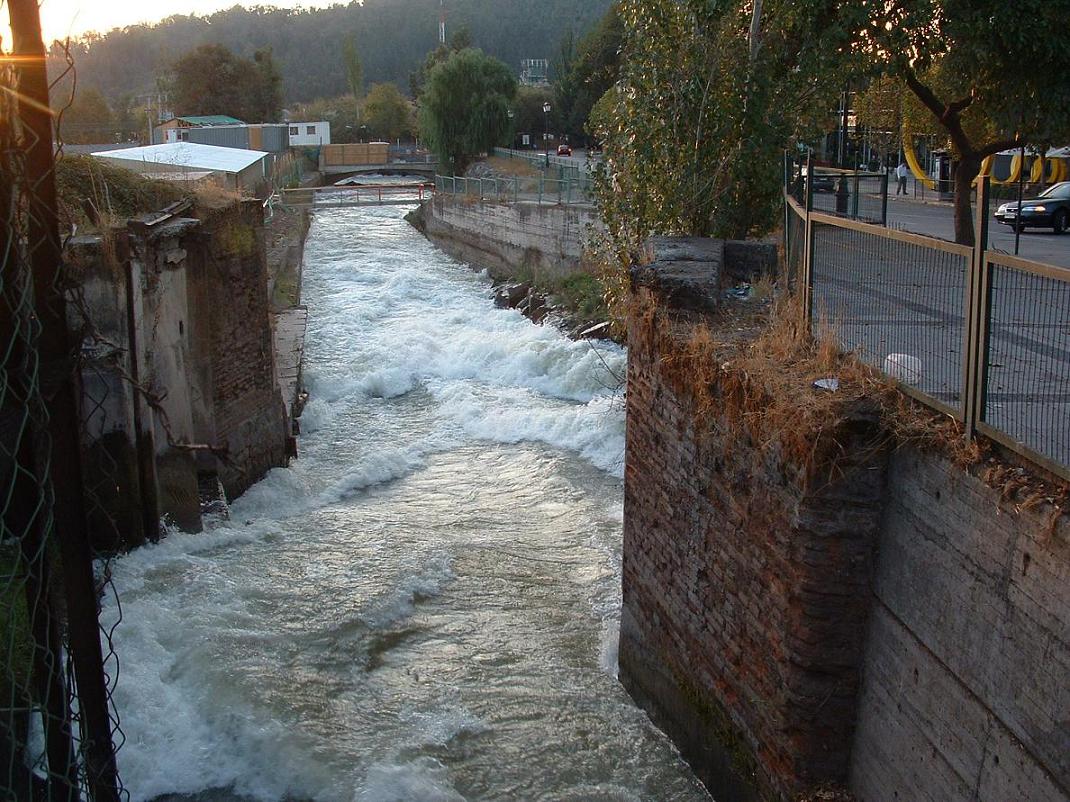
[414,195,599,282]
[131,219,208,532]
[67,238,151,549]
[72,201,290,544]
[621,238,1070,802]
[850,449,1069,802]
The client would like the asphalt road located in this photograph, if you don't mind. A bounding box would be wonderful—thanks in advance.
[886,196,1069,268]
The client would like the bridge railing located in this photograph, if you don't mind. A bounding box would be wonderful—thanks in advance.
[434,173,594,205]
[787,177,1070,481]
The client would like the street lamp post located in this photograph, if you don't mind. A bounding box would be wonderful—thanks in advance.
[507,109,515,149]
[542,101,552,168]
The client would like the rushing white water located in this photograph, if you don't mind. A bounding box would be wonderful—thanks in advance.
[104,202,711,802]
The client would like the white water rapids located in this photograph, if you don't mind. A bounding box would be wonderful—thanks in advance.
[103,201,711,801]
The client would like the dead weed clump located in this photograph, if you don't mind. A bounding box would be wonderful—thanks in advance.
[642,288,989,486]
[192,182,243,210]
[639,285,1069,519]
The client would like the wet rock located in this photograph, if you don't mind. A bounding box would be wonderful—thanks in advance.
[494,282,532,309]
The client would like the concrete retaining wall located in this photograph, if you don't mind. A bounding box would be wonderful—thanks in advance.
[850,449,1069,801]
[621,238,1070,802]
[414,195,600,282]
[70,201,290,547]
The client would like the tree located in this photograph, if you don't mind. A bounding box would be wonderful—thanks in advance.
[554,3,624,141]
[408,27,477,101]
[850,0,1070,244]
[291,95,363,143]
[170,44,282,122]
[511,86,557,145]
[362,83,414,141]
[449,26,474,52]
[57,86,114,144]
[593,0,847,244]
[418,49,517,174]
[250,48,284,122]
[552,30,578,129]
[342,34,364,99]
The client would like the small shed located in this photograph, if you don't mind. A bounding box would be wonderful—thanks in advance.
[288,121,331,147]
[91,143,270,192]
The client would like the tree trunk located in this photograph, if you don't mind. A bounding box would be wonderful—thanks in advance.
[953,154,981,246]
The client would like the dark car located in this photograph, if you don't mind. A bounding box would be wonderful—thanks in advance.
[801,167,836,193]
[557,144,572,156]
[994,181,1070,234]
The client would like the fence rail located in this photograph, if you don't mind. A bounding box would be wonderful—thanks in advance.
[788,177,1070,481]
[493,147,585,177]
[434,173,594,206]
[785,154,889,225]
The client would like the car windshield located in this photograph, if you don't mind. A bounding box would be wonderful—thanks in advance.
[1038,182,1070,199]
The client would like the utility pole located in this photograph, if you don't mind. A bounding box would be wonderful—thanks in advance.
[839,82,851,168]
[439,0,446,46]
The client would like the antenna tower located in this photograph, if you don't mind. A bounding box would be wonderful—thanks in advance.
[439,0,447,45]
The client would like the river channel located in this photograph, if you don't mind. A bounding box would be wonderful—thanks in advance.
[104,201,711,801]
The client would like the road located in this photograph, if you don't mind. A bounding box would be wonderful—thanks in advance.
[883,196,1070,268]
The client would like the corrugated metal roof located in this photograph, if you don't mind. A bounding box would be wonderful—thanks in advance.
[92,142,268,173]
[176,115,246,126]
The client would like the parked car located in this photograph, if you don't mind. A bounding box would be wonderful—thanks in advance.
[994,181,1070,234]
[800,167,835,193]
[557,144,572,157]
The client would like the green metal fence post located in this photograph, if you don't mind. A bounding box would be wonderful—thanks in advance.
[539,176,544,205]
[880,172,889,225]
[851,169,860,218]
[783,151,792,266]
[804,151,816,325]
[963,177,991,439]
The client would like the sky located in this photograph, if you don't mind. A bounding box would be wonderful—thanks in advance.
[25,0,343,43]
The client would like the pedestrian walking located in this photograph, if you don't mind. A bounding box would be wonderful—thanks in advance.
[896,161,909,196]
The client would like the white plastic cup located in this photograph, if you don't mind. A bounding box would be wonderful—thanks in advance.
[884,353,922,384]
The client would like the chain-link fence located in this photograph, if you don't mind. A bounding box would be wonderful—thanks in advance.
[2,1,127,798]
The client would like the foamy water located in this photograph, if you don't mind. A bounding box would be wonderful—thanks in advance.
[103,203,710,801]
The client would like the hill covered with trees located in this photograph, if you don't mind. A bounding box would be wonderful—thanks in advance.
[49,0,612,105]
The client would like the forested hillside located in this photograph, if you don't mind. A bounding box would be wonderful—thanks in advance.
[48,0,612,104]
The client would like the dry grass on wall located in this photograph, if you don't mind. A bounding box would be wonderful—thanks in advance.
[636,286,1068,520]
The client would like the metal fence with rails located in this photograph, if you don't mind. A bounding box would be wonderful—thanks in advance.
[785,154,889,225]
[435,173,595,206]
[493,147,586,179]
[2,1,127,799]
[786,173,1070,481]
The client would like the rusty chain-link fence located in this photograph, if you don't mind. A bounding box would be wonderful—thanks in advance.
[2,1,127,798]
